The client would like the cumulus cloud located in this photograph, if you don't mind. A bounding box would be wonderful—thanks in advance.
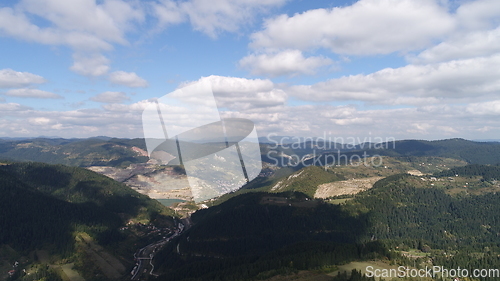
[467,100,500,115]
[218,102,495,140]
[0,105,144,137]
[201,75,274,94]
[14,0,144,48]
[239,50,333,76]
[28,117,52,126]
[0,0,288,78]
[249,0,454,55]
[0,102,32,112]
[241,0,476,77]
[0,69,46,88]
[103,99,155,112]
[287,54,500,103]
[90,91,129,103]
[151,0,186,27]
[407,0,500,64]
[108,71,148,87]
[70,53,110,76]
[0,0,144,76]
[182,76,286,111]
[455,0,500,31]
[153,0,287,38]
[0,97,498,141]
[242,0,500,77]
[410,27,500,64]
[4,88,63,99]
[332,117,373,126]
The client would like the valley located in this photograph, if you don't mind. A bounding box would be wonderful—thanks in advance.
[1,137,500,280]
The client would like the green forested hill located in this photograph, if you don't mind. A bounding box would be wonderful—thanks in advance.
[0,161,173,254]
[296,138,500,168]
[153,192,387,281]
[351,173,500,249]
[342,171,500,271]
[0,138,149,167]
[435,163,500,180]
[356,138,500,165]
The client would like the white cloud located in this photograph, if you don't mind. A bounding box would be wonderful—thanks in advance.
[151,0,185,27]
[0,0,144,77]
[153,0,287,38]
[0,6,114,56]
[0,98,498,141]
[103,99,154,112]
[0,69,46,88]
[239,50,333,76]
[17,0,144,47]
[410,27,500,64]
[219,103,493,140]
[408,0,500,65]
[332,117,373,126]
[0,0,287,79]
[201,75,274,94]
[90,91,129,103]
[108,71,148,88]
[28,117,52,126]
[467,100,500,115]
[70,53,110,76]
[0,102,32,112]
[183,76,287,111]
[250,0,455,55]
[4,88,63,99]
[456,0,500,31]
[287,54,500,103]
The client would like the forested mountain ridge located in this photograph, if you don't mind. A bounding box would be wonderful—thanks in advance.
[1,137,499,169]
[0,161,172,217]
[310,138,500,166]
[0,138,149,167]
[0,161,176,280]
[153,191,387,281]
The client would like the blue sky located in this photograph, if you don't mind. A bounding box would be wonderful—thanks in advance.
[1,0,500,141]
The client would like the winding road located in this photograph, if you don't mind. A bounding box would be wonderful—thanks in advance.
[131,218,191,280]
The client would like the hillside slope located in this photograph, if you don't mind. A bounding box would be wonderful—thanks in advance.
[153,191,387,281]
[0,161,175,254]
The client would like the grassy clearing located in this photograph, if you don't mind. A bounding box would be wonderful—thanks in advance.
[261,270,337,281]
[329,261,397,281]
[327,198,353,204]
[398,249,431,259]
[59,263,85,281]
[76,233,125,279]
